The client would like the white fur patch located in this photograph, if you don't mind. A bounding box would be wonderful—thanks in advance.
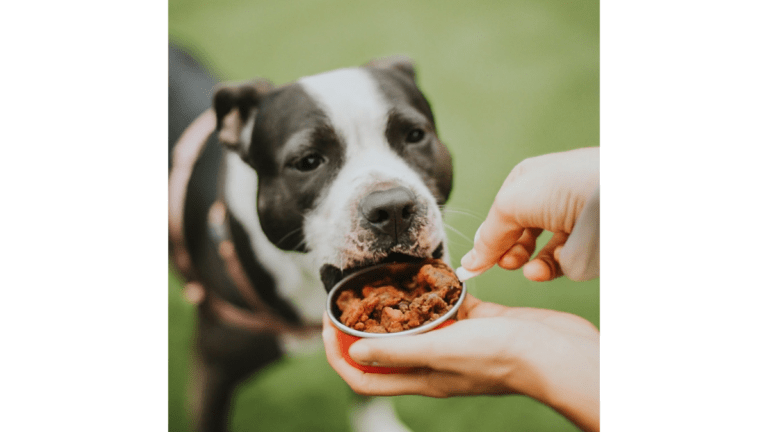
[300,69,389,153]
[239,109,257,153]
[299,68,446,270]
[350,398,413,432]
[223,151,326,324]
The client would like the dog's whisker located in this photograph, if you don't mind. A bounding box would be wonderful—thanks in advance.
[293,237,308,249]
[275,227,305,249]
[443,223,473,245]
[440,206,484,221]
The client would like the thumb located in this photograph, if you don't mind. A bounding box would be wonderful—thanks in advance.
[349,321,481,369]
[349,317,518,374]
[460,207,524,274]
[348,332,446,368]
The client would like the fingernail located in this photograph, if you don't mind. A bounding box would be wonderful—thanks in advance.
[455,266,483,282]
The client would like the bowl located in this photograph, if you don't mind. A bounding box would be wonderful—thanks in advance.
[326,260,466,373]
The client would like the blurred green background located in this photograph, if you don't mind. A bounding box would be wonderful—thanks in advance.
[169,0,599,431]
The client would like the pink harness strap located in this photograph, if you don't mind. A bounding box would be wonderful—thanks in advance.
[169,109,216,281]
[169,110,319,336]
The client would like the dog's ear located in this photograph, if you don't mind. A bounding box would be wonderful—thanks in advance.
[213,79,274,157]
[365,55,416,82]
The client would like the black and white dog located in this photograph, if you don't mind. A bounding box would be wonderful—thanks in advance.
[169,44,453,432]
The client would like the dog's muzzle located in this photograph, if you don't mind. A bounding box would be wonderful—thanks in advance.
[358,186,422,246]
[319,187,443,293]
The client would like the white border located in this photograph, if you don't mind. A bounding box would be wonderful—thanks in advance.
[602,1,768,429]
[4,1,768,430]
[2,1,167,431]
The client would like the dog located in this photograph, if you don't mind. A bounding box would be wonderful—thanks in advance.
[169,43,454,432]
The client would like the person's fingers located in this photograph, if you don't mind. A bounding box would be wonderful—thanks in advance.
[498,228,543,270]
[349,315,519,377]
[460,196,526,273]
[325,305,517,397]
[322,313,368,378]
[323,313,436,396]
[328,299,507,372]
[323,313,440,396]
[498,244,529,270]
[327,297,599,399]
[348,325,457,369]
[522,232,568,281]
[349,321,488,370]
[337,365,512,398]
[340,367,449,397]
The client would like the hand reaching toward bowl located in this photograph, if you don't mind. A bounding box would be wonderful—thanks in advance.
[322,293,599,432]
[456,147,599,283]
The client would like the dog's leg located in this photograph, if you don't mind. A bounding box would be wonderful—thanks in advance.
[189,308,282,432]
[190,357,235,432]
[350,397,413,432]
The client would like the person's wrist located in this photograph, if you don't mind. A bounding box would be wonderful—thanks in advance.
[502,323,575,405]
[521,335,600,432]
[507,351,552,404]
[484,320,555,402]
[541,376,600,432]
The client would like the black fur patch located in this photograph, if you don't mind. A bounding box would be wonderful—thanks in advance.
[369,68,453,205]
[247,84,345,251]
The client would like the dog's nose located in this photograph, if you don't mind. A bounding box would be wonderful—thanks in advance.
[359,187,419,241]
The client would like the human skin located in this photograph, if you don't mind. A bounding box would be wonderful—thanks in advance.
[323,294,600,432]
[457,147,599,282]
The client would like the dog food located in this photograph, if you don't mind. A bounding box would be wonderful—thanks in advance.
[336,259,462,333]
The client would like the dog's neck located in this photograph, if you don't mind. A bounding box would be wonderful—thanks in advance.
[223,151,326,324]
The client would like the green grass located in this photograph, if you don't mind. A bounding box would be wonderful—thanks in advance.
[169,0,599,430]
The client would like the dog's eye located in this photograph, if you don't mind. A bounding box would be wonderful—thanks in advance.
[405,128,425,143]
[294,153,325,172]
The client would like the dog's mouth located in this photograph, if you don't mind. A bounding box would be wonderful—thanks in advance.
[320,243,444,293]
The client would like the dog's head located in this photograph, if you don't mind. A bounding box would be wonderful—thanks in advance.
[214,57,453,291]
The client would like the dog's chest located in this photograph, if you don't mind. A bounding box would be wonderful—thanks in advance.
[223,152,326,323]
[265,251,326,324]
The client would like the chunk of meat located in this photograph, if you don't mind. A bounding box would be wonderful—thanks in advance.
[336,259,462,333]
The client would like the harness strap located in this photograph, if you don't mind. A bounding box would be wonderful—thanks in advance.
[169,108,216,282]
[207,201,268,312]
[169,109,320,336]
[207,200,320,335]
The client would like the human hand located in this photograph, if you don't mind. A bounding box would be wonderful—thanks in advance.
[457,147,599,282]
[322,294,599,432]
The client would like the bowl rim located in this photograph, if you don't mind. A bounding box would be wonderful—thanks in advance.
[326,261,467,338]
